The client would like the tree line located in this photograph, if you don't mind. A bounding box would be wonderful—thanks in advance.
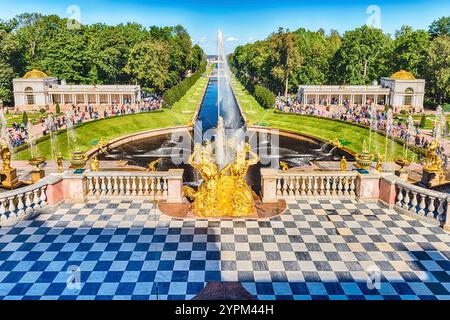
[0,13,205,106]
[230,17,449,107]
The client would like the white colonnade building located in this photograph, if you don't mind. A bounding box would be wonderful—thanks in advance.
[297,70,426,113]
[13,70,141,112]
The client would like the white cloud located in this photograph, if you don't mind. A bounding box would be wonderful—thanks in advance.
[225,36,238,42]
[199,36,208,43]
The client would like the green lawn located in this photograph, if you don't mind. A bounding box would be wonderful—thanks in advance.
[14,75,209,160]
[5,112,45,126]
[231,76,414,162]
[14,71,416,162]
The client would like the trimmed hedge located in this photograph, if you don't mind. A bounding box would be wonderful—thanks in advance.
[162,61,207,108]
[234,72,275,109]
[254,85,276,109]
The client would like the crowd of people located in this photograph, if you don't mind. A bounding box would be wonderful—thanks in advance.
[275,95,449,167]
[4,95,163,148]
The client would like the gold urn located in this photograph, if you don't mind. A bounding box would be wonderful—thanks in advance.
[70,149,88,169]
[394,157,411,172]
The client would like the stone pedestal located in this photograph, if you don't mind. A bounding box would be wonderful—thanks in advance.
[31,170,45,183]
[167,169,184,204]
[260,168,278,203]
[421,170,442,188]
[395,169,409,182]
[1,168,21,189]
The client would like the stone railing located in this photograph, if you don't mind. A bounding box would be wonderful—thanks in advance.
[85,169,184,203]
[261,169,358,201]
[0,175,63,227]
[379,175,448,228]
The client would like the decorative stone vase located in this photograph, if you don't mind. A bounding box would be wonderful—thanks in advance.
[70,150,87,169]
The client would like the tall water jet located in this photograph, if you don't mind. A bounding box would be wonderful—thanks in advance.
[27,121,36,159]
[404,115,415,161]
[384,108,394,162]
[0,108,11,148]
[46,114,57,160]
[65,110,76,153]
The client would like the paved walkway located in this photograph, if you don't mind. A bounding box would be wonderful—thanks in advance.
[0,199,449,300]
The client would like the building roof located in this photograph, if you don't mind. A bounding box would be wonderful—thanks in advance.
[390,70,416,80]
[23,69,49,79]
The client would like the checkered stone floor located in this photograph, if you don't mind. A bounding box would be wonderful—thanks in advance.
[0,199,449,300]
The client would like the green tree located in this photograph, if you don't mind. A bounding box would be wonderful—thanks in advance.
[268,28,302,96]
[330,25,392,85]
[125,39,170,92]
[419,114,427,128]
[392,26,430,77]
[424,35,450,104]
[22,111,28,125]
[429,16,450,38]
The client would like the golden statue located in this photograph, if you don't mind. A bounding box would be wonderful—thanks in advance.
[377,153,384,173]
[340,156,347,172]
[146,158,161,172]
[217,142,259,217]
[279,161,289,172]
[184,142,259,217]
[90,157,99,172]
[56,153,64,173]
[424,140,443,174]
[0,140,11,171]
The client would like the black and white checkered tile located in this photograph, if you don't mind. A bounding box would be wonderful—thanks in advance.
[0,199,449,300]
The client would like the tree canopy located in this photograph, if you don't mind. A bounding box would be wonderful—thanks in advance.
[0,14,204,105]
[230,16,450,106]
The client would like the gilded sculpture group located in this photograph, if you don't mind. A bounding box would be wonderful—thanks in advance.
[184,141,259,217]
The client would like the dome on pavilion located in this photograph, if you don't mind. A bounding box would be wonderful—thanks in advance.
[23,69,49,79]
[390,70,416,80]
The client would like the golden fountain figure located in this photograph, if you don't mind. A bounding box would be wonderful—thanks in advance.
[0,139,11,171]
[90,157,100,172]
[340,156,347,172]
[184,141,259,217]
[56,153,64,173]
[377,153,384,173]
[421,139,445,187]
[279,161,289,172]
[146,159,162,172]
[0,139,20,189]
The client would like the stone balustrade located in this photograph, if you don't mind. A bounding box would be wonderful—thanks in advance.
[261,169,358,202]
[393,178,448,228]
[85,169,184,202]
[0,175,62,227]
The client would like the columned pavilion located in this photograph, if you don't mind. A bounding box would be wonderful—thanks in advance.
[13,70,141,112]
[297,70,426,113]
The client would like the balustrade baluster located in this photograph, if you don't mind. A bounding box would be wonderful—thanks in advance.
[313,177,318,195]
[396,186,404,207]
[106,177,113,195]
[0,199,6,223]
[436,198,446,225]
[410,192,418,214]
[40,186,47,207]
[32,189,41,210]
[162,178,168,196]
[337,177,343,196]
[16,195,25,218]
[300,177,306,196]
[427,196,436,219]
[402,190,410,209]
[307,176,313,195]
[88,177,95,196]
[24,192,33,214]
[418,194,426,215]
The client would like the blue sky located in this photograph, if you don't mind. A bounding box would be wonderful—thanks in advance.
[0,0,447,54]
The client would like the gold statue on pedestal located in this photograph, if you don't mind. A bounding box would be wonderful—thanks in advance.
[56,153,64,173]
[340,156,347,172]
[0,139,20,189]
[377,153,384,173]
[184,142,259,217]
[1,140,11,171]
[424,140,443,174]
[421,140,445,187]
[90,157,99,172]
